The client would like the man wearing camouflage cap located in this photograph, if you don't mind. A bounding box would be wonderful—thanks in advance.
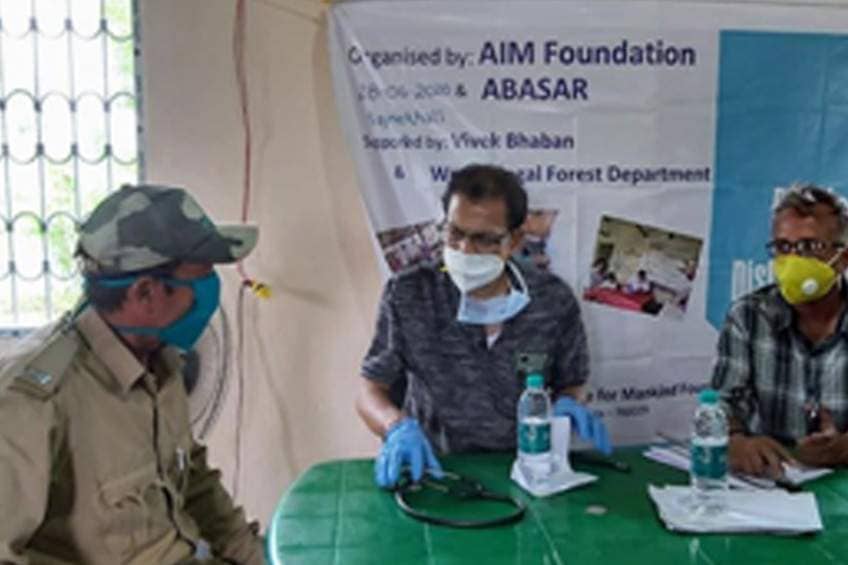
[0,185,264,564]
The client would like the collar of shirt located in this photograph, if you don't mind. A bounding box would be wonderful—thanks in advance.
[73,306,183,394]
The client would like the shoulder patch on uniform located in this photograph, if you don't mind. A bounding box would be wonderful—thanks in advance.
[8,330,80,400]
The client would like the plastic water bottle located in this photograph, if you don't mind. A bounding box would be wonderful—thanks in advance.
[690,389,728,512]
[517,373,552,483]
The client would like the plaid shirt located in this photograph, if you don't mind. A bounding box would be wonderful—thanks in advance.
[711,283,848,443]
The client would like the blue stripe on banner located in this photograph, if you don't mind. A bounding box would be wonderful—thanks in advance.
[708,30,848,328]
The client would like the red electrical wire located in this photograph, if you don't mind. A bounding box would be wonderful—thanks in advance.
[232,0,251,499]
[234,0,252,282]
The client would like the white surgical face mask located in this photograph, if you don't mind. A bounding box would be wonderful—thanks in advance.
[456,262,531,324]
[443,247,505,293]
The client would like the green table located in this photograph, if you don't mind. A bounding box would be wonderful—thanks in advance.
[268,449,848,564]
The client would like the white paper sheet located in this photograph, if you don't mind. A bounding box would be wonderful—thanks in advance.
[510,458,597,497]
[511,416,597,497]
[643,445,833,488]
[648,485,823,534]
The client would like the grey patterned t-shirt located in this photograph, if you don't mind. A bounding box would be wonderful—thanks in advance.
[362,260,589,454]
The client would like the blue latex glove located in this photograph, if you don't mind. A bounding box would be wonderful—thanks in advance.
[374,418,443,488]
[553,396,612,455]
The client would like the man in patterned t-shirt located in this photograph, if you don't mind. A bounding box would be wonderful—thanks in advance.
[356,164,610,488]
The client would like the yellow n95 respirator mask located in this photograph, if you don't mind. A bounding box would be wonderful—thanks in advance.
[773,254,840,305]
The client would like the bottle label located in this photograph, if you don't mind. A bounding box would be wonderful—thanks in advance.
[518,421,551,454]
[691,442,727,480]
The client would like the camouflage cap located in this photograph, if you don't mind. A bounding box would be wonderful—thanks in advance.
[76,184,258,274]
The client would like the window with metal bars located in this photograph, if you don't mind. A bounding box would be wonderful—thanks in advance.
[0,0,142,332]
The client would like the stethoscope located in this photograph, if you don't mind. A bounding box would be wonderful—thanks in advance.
[393,469,526,528]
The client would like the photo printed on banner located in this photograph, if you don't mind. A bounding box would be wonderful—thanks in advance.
[583,215,702,320]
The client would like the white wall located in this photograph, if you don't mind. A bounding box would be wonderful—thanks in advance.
[140,0,382,526]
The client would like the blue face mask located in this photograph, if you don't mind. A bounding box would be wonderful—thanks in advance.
[92,271,221,351]
[456,262,530,325]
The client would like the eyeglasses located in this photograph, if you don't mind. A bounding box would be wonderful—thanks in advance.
[765,238,845,257]
[442,222,511,251]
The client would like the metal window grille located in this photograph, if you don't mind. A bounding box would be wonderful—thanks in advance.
[0,0,142,330]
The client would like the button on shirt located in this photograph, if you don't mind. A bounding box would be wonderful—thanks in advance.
[0,307,263,565]
[362,261,589,453]
[711,284,848,443]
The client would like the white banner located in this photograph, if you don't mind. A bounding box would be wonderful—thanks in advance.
[329,0,848,444]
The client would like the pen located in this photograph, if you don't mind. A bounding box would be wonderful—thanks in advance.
[571,451,631,473]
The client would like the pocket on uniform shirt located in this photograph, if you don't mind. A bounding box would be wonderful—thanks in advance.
[98,462,158,557]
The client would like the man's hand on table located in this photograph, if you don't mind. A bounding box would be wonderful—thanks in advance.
[795,408,848,468]
[553,396,612,455]
[374,418,443,488]
[728,434,796,477]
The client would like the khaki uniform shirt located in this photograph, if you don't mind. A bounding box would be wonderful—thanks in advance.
[0,307,265,564]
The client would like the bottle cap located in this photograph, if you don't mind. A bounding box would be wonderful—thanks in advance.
[698,389,719,405]
[526,373,544,389]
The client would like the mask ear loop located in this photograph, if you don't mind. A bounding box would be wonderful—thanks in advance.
[825,244,846,268]
[828,244,847,291]
[800,246,845,297]
[505,260,529,295]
